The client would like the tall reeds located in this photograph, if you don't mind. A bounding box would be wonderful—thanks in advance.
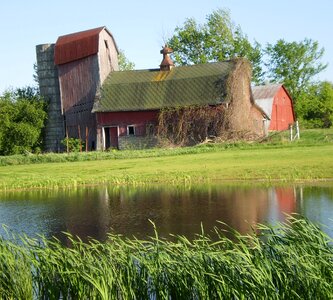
[0,216,332,299]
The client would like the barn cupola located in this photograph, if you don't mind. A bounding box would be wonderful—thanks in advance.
[160,45,174,71]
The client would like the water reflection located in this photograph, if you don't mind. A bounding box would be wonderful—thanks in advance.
[0,184,332,242]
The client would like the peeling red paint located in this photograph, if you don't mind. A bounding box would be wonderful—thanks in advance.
[55,27,104,65]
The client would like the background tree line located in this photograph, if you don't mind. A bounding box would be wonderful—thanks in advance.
[0,8,332,155]
[166,8,332,129]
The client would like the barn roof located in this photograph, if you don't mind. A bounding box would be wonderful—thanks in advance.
[55,26,118,65]
[92,60,236,112]
[252,84,282,100]
[252,84,282,119]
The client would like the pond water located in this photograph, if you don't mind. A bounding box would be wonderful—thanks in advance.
[0,183,332,243]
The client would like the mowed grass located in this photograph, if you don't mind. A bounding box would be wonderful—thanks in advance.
[0,143,332,191]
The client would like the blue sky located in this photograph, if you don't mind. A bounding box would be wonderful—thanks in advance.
[0,0,332,93]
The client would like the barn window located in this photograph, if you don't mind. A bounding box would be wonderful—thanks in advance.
[105,40,112,65]
[127,125,135,136]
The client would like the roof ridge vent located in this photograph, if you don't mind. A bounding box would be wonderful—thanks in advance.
[160,45,174,71]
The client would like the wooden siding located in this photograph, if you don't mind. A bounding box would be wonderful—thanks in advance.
[269,86,295,131]
[97,110,158,137]
[56,27,119,150]
[98,29,119,82]
[58,55,99,148]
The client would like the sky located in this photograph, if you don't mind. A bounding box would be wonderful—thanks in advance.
[0,0,332,93]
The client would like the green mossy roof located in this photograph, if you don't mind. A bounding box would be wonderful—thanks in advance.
[92,61,236,112]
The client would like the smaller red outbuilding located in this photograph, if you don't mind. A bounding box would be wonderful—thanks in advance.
[252,84,295,131]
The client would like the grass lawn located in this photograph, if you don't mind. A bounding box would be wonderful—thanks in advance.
[0,140,332,191]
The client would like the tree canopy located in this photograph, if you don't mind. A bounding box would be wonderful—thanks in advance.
[295,81,333,128]
[0,87,47,155]
[118,50,135,71]
[167,9,263,83]
[265,38,327,100]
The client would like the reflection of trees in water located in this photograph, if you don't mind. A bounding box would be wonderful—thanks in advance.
[296,185,333,238]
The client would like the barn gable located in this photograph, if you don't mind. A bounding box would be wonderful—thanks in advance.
[55,26,118,65]
[253,84,295,131]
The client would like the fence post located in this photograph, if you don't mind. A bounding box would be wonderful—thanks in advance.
[289,124,293,141]
[66,126,69,154]
[296,121,300,140]
[85,126,89,152]
[78,125,82,152]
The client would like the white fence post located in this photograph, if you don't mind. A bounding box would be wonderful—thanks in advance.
[289,121,300,142]
[295,121,300,140]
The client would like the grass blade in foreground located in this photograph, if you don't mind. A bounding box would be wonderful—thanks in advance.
[0,216,332,299]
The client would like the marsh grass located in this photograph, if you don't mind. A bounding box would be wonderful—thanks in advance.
[0,216,332,299]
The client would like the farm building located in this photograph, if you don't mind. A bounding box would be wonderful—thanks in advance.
[36,26,294,151]
[92,50,266,150]
[252,84,295,131]
[36,27,119,151]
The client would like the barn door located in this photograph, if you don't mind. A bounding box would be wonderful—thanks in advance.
[104,127,119,150]
[109,127,119,149]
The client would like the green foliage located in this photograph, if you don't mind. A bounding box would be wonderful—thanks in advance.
[167,9,263,83]
[61,137,85,152]
[118,49,135,71]
[296,81,333,128]
[265,38,327,100]
[0,217,332,298]
[0,235,33,299]
[0,87,47,155]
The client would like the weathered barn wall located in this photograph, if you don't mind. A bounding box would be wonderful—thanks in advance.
[56,29,119,150]
[58,55,100,149]
[270,87,295,131]
[36,44,64,152]
[98,29,119,82]
[96,111,158,150]
[118,136,158,150]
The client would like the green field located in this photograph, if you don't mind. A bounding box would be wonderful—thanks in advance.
[0,129,333,191]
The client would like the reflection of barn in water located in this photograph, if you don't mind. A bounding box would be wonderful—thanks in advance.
[58,185,298,241]
[0,185,306,243]
[100,185,299,239]
[267,187,297,223]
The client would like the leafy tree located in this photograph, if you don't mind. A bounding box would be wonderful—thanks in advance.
[265,39,327,100]
[0,87,47,155]
[118,50,135,71]
[167,9,263,83]
[296,81,333,128]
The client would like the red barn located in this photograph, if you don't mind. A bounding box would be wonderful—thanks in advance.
[37,27,271,152]
[252,84,295,131]
[36,27,119,151]
[92,49,267,150]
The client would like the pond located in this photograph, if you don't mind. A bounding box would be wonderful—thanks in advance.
[0,183,332,243]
